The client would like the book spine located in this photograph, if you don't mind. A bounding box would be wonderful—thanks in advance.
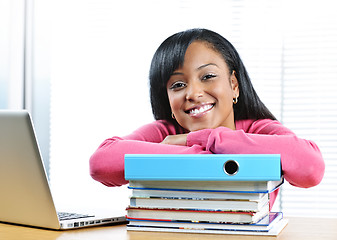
[125,154,281,181]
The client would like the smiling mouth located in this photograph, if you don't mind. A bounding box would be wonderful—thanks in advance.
[185,104,215,117]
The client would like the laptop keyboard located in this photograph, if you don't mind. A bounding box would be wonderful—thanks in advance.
[58,212,95,221]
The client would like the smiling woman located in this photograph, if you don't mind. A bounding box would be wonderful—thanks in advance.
[166,41,239,132]
[89,28,325,211]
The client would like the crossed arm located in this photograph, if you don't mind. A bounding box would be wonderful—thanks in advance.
[89,119,325,188]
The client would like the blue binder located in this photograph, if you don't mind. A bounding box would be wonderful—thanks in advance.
[124,154,281,181]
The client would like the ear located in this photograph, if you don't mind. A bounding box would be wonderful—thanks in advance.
[230,71,239,98]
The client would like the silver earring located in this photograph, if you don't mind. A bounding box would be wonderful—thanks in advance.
[171,113,175,119]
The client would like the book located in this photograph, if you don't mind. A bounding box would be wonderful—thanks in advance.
[126,204,269,224]
[126,218,288,236]
[125,154,286,235]
[129,193,269,212]
[129,177,284,193]
[131,188,268,201]
[127,211,283,232]
[125,154,281,181]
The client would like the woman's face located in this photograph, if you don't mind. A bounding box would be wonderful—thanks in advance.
[166,41,239,132]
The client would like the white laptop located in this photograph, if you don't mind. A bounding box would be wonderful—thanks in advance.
[0,110,126,230]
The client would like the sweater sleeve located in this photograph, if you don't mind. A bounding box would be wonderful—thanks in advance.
[89,121,210,187]
[186,119,325,189]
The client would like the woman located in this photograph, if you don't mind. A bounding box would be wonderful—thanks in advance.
[89,28,325,209]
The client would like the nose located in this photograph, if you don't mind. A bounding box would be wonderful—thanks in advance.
[186,80,204,101]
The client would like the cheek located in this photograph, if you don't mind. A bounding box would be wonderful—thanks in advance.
[213,85,232,102]
[167,93,182,112]
[213,86,235,111]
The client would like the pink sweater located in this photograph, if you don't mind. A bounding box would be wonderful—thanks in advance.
[89,119,325,209]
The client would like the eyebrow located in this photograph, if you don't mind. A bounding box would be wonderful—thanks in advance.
[170,72,183,76]
[197,63,218,70]
[170,63,218,76]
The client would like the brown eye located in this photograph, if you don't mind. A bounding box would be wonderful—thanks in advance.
[202,74,216,81]
[169,81,186,90]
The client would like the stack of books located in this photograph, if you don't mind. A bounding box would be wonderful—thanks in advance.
[124,154,288,236]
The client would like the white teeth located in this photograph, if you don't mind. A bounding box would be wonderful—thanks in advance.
[189,104,213,115]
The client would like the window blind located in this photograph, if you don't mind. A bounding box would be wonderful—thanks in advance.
[0,0,25,109]
[279,0,337,217]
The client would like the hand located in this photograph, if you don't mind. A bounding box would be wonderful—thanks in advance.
[160,134,188,146]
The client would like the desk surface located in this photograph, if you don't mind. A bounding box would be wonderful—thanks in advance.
[1,217,336,240]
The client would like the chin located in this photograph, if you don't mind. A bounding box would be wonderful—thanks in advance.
[188,124,214,132]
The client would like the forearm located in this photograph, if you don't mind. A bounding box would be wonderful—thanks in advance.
[89,137,210,187]
[187,127,325,188]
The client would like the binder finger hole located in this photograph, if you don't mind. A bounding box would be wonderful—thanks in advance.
[223,160,239,176]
